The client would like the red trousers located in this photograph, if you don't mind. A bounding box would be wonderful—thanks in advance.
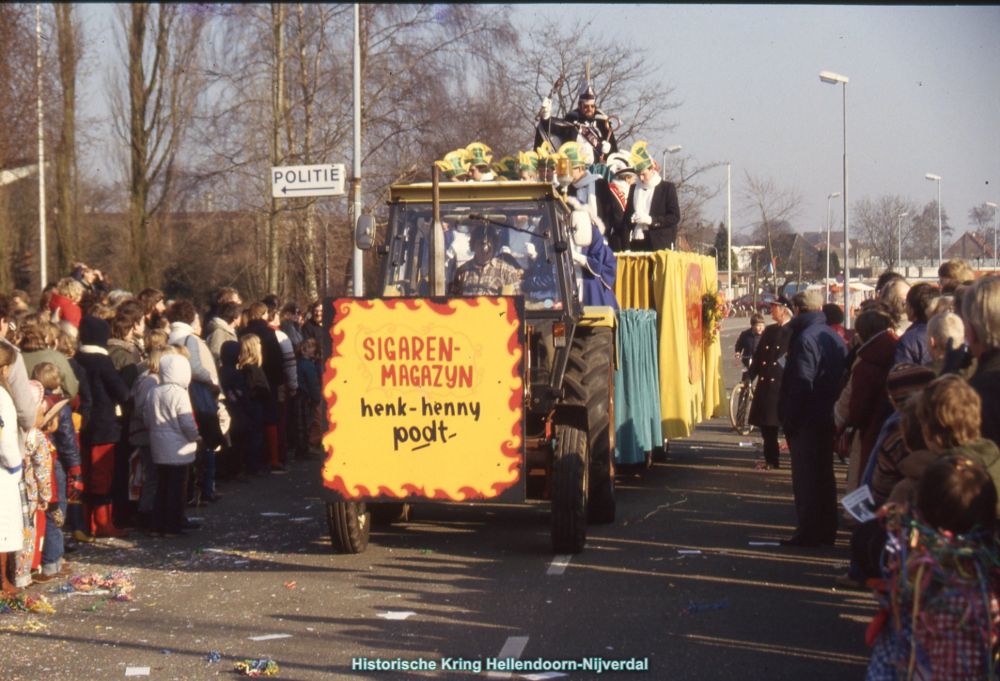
[85,443,116,497]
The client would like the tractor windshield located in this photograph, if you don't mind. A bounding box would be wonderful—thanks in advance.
[383,199,568,311]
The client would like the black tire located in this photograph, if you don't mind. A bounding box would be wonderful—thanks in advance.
[562,326,615,525]
[327,501,370,554]
[729,383,754,435]
[370,502,412,526]
[551,422,588,554]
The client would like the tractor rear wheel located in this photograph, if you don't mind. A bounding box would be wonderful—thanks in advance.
[562,326,616,525]
[327,501,370,554]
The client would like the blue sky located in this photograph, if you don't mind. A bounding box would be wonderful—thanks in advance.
[77,4,1000,243]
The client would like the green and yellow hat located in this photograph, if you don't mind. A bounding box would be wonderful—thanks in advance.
[558,141,588,169]
[491,156,518,180]
[630,141,654,174]
[465,142,493,169]
[434,149,471,180]
[517,151,539,175]
[535,142,557,169]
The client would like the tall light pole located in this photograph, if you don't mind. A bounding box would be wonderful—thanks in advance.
[820,71,850,326]
[726,163,732,297]
[825,192,840,303]
[36,4,47,290]
[988,202,998,273]
[926,173,942,266]
[351,4,363,296]
[897,212,909,274]
[659,145,682,175]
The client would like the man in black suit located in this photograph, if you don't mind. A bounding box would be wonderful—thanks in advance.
[615,142,681,253]
[747,299,794,469]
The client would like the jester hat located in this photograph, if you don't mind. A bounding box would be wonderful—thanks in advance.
[465,142,493,169]
[491,156,518,181]
[630,141,654,174]
[434,149,471,180]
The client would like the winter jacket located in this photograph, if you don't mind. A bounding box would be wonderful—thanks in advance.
[46,389,82,471]
[0,337,39,439]
[734,327,762,361]
[301,319,325,361]
[297,357,321,404]
[0,387,23,552]
[281,320,304,350]
[147,355,200,465]
[778,310,848,438]
[129,369,160,447]
[970,349,1000,451]
[76,346,131,445]
[892,321,930,367]
[847,329,899,466]
[68,357,92,430]
[205,317,238,361]
[48,292,82,328]
[747,322,793,428]
[274,328,298,392]
[889,438,1000,516]
[168,321,221,415]
[22,347,80,400]
[219,342,250,433]
[239,319,284,395]
[107,338,143,389]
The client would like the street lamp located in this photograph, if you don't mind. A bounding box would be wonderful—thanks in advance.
[896,212,909,274]
[660,145,682,175]
[820,70,850,327]
[926,173,942,265]
[988,202,998,273]
[825,191,840,303]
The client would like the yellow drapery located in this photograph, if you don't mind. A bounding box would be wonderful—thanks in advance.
[615,250,727,440]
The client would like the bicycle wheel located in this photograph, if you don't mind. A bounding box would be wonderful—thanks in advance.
[736,383,754,435]
[729,383,745,431]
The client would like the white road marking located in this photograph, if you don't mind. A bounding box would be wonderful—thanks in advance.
[486,636,530,679]
[376,611,416,620]
[547,554,572,575]
[247,633,292,641]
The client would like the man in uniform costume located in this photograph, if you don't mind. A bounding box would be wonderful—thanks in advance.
[616,142,681,253]
[465,143,495,182]
[561,141,615,240]
[435,149,471,182]
[535,66,618,165]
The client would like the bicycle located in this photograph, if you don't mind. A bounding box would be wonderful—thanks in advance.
[729,361,755,435]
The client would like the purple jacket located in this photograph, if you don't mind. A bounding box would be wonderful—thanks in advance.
[892,321,930,367]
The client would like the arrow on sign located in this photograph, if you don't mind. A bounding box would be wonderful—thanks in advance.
[282,186,340,195]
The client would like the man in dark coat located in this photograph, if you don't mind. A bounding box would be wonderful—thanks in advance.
[535,75,618,165]
[748,300,793,469]
[616,142,681,253]
[778,290,848,547]
[964,277,1000,448]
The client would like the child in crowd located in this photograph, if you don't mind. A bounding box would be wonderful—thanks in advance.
[295,339,322,460]
[237,335,270,476]
[130,346,174,530]
[866,455,1000,681]
[13,381,55,588]
[734,313,765,369]
[56,329,92,543]
[147,354,201,537]
[0,344,25,594]
[30,363,73,582]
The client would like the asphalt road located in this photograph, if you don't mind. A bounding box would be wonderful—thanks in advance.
[0,317,874,680]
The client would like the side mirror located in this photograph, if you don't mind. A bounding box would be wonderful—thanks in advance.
[570,210,593,247]
[356,214,375,250]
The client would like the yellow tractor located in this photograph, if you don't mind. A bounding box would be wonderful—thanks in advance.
[321,179,616,554]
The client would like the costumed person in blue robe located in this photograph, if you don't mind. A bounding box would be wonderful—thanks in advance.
[572,221,619,310]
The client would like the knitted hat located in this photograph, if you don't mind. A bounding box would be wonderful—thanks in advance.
[491,156,518,181]
[558,141,588,169]
[630,141,654,173]
[79,316,111,348]
[434,149,471,181]
[886,363,936,403]
[517,151,539,175]
[465,142,493,169]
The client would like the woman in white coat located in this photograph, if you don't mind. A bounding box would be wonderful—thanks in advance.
[0,344,25,594]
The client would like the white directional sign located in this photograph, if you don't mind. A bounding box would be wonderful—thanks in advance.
[271,164,346,198]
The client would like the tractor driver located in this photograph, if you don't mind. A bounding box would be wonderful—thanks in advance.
[449,224,521,297]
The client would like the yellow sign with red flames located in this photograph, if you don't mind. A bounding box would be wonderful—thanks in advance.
[321,297,524,501]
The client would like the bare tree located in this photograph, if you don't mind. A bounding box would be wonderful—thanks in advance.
[741,172,803,292]
[969,202,997,244]
[851,195,920,271]
[511,16,678,149]
[109,3,205,291]
[906,200,951,260]
[54,3,82,275]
